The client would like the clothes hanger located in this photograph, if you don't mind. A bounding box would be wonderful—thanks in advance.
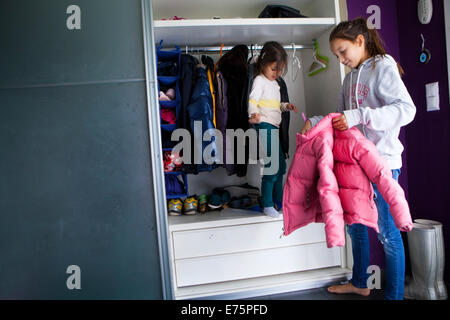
[214,43,225,73]
[248,43,259,64]
[196,49,205,68]
[308,39,329,77]
[254,43,260,58]
[291,43,302,82]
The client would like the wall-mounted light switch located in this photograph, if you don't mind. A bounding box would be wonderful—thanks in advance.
[426,82,440,111]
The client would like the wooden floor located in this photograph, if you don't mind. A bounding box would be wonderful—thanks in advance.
[246,285,386,300]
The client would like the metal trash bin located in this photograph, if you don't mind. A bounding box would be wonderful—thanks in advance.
[404,219,447,300]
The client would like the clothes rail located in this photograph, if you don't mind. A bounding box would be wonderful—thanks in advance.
[175,44,314,54]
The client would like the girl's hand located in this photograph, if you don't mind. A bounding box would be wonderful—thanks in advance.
[300,120,312,134]
[249,113,261,124]
[286,103,298,113]
[332,113,348,131]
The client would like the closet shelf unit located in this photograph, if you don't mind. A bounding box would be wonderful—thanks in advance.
[154,18,336,47]
[152,0,351,300]
[156,44,188,200]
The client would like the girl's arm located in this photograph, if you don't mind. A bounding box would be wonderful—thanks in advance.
[248,76,263,117]
[281,103,298,112]
[343,64,416,130]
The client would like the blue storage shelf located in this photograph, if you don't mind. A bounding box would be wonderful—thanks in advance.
[157,40,186,200]
[164,171,183,175]
[158,76,178,86]
[156,41,181,61]
[161,124,177,132]
[159,99,177,108]
[165,171,188,199]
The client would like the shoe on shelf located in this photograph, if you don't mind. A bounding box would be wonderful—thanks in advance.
[198,194,208,214]
[208,188,231,210]
[168,199,183,216]
[183,196,198,215]
[229,195,252,209]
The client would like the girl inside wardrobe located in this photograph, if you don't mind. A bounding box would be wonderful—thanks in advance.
[301,18,416,300]
[248,41,299,218]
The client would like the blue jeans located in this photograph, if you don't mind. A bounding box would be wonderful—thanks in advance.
[347,169,405,300]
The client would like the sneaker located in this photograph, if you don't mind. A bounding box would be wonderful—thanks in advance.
[168,199,183,216]
[198,194,208,214]
[229,195,252,209]
[183,196,198,215]
[208,188,231,210]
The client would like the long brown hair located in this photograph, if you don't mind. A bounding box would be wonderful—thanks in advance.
[329,18,404,76]
[254,41,288,78]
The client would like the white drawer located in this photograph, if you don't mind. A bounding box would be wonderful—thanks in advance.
[175,242,341,287]
[172,221,326,260]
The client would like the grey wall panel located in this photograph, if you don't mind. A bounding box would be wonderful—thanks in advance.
[0,82,162,299]
[0,0,164,299]
[0,0,145,88]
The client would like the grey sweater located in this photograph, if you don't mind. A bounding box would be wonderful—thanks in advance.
[309,54,416,169]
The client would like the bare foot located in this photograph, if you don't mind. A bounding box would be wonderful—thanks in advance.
[327,283,371,296]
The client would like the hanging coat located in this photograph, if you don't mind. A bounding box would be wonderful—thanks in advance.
[283,113,413,248]
[217,45,250,177]
[179,54,200,174]
[186,66,218,173]
[179,54,199,130]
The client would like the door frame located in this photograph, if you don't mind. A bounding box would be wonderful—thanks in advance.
[445,0,450,100]
[141,0,174,300]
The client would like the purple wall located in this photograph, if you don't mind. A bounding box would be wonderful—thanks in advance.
[396,0,450,285]
[346,0,404,269]
[346,0,450,285]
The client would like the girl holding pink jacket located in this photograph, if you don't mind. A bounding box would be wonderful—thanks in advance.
[301,18,416,300]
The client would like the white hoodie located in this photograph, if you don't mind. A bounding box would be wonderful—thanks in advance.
[309,54,416,169]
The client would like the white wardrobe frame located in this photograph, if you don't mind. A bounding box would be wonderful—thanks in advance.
[445,0,450,98]
[144,0,353,300]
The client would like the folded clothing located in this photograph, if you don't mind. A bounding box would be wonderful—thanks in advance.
[165,174,185,195]
[159,88,176,101]
[164,150,183,172]
[158,61,178,77]
[161,108,176,124]
[161,16,186,20]
[161,129,176,149]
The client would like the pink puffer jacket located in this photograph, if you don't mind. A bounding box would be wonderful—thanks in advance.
[283,113,413,248]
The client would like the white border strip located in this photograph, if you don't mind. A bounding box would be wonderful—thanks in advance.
[444,0,450,100]
[141,0,175,300]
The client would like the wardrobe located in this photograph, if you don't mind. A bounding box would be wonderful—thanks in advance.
[151,0,354,299]
[1,0,356,300]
